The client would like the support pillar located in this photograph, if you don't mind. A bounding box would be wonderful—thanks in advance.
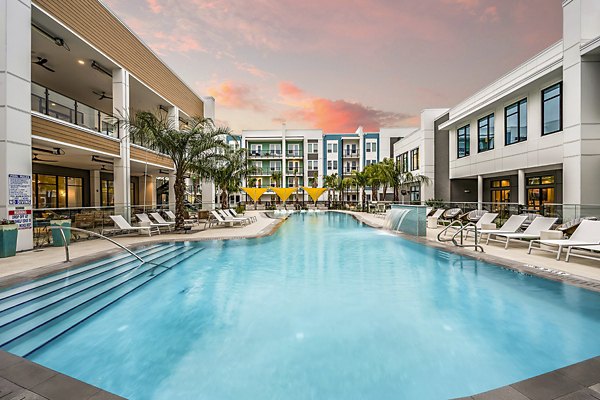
[139,174,156,210]
[477,175,483,210]
[167,106,179,211]
[112,68,131,220]
[0,0,33,251]
[90,170,101,207]
[518,169,526,206]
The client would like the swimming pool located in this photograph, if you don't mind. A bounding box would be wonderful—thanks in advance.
[6,212,600,399]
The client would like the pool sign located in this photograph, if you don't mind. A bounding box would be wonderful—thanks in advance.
[8,209,32,230]
[8,174,31,205]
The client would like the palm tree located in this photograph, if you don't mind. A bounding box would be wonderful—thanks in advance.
[270,170,282,188]
[203,148,258,209]
[365,163,382,203]
[127,111,227,230]
[402,173,431,204]
[309,171,318,188]
[379,158,395,201]
[324,173,339,207]
[351,170,369,210]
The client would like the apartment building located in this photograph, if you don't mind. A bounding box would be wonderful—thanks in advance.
[395,0,600,211]
[1,0,212,250]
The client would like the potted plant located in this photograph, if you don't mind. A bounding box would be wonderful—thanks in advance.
[0,219,18,258]
[50,215,71,247]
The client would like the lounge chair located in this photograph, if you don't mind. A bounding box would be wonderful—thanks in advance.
[478,215,528,244]
[103,215,160,236]
[565,244,600,262]
[136,213,172,231]
[528,219,600,260]
[557,216,598,236]
[490,216,558,249]
[210,210,244,227]
[463,212,499,238]
[226,209,254,223]
[164,210,197,225]
[217,209,248,225]
[150,212,176,230]
[230,208,256,222]
[438,208,462,226]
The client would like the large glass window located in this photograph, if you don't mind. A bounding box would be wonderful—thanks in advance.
[101,179,114,206]
[409,184,420,203]
[491,179,511,204]
[457,125,470,158]
[398,152,409,173]
[526,175,556,211]
[410,148,419,171]
[505,98,527,145]
[478,114,494,152]
[542,83,562,135]
[32,174,84,209]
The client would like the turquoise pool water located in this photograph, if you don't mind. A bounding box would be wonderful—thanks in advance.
[27,213,600,399]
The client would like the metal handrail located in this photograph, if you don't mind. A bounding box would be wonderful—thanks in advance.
[437,221,484,252]
[49,226,144,263]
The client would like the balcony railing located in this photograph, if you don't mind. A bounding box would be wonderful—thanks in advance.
[287,150,303,157]
[248,150,283,157]
[31,82,118,137]
[344,151,359,157]
[287,168,303,175]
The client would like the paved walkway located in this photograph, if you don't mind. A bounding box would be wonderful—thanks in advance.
[0,211,281,281]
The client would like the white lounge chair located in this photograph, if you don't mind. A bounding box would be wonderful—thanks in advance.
[428,209,445,227]
[491,216,558,249]
[463,212,499,238]
[230,208,256,222]
[478,215,528,244]
[164,210,196,225]
[565,244,600,262]
[136,213,172,231]
[210,210,244,227]
[528,220,600,260]
[150,212,176,230]
[217,209,248,225]
[103,215,160,236]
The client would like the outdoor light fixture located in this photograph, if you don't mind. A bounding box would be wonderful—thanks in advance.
[91,155,114,165]
[91,60,112,77]
[158,169,170,175]
[31,23,70,51]
[32,146,64,155]
[159,105,169,112]
[77,59,85,65]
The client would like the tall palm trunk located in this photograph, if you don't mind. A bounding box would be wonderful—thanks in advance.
[174,172,187,230]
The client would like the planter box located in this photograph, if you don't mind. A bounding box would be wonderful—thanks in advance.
[0,225,18,258]
[50,220,71,247]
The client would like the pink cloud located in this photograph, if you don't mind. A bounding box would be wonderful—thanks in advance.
[278,82,413,133]
[152,32,205,54]
[480,6,499,22]
[207,81,266,112]
[146,0,162,14]
[234,62,271,79]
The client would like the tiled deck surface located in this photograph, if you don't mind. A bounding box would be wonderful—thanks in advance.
[0,350,124,399]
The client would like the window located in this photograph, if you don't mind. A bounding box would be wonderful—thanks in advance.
[327,160,332,170]
[269,161,281,171]
[327,142,338,153]
[457,125,470,158]
[409,184,420,203]
[32,174,84,208]
[490,179,511,204]
[307,143,318,154]
[366,159,374,166]
[269,143,281,155]
[478,114,494,152]
[398,152,409,173]
[333,160,338,170]
[542,83,562,135]
[250,144,262,156]
[410,148,419,171]
[526,174,556,211]
[308,160,318,170]
[505,98,527,145]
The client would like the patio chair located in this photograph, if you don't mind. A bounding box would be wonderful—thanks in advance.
[229,208,256,223]
[135,213,172,232]
[210,210,244,227]
[438,208,462,226]
[478,215,528,244]
[490,216,558,249]
[217,209,248,225]
[149,212,177,230]
[103,215,160,236]
[528,220,600,260]
[164,210,196,225]
[565,244,600,263]
[463,212,499,238]
[556,216,598,236]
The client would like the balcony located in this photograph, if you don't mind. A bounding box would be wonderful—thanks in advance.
[249,168,282,176]
[31,82,118,137]
[286,150,303,158]
[248,149,283,158]
[287,167,303,175]
[343,151,359,158]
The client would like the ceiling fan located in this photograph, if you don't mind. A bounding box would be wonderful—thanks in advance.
[32,153,58,163]
[92,90,113,100]
[32,57,55,72]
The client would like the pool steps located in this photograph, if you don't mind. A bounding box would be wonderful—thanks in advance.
[0,244,202,357]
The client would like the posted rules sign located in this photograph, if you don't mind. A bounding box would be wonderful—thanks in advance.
[8,209,32,230]
[8,174,32,206]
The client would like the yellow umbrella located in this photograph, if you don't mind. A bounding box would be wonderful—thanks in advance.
[302,187,327,204]
[241,187,268,203]
[271,187,297,203]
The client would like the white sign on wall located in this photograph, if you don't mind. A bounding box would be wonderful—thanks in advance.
[8,174,31,206]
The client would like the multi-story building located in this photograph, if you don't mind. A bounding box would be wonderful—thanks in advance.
[395,0,600,212]
[1,0,213,250]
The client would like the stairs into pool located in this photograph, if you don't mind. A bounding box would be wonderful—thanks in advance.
[0,243,202,357]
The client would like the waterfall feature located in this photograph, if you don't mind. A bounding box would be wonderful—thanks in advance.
[382,205,428,236]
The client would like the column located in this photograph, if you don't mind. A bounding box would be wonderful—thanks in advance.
[112,68,131,220]
[201,180,216,210]
[167,106,179,211]
[518,169,526,206]
[0,0,33,251]
[90,170,101,207]
[201,96,216,121]
[477,175,483,210]
[139,174,156,210]
[562,0,600,205]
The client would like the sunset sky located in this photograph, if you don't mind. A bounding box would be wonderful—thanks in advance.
[103,0,563,133]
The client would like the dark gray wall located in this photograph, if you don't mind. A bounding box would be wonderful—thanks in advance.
[450,179,478,202]
[434,113,450,201]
